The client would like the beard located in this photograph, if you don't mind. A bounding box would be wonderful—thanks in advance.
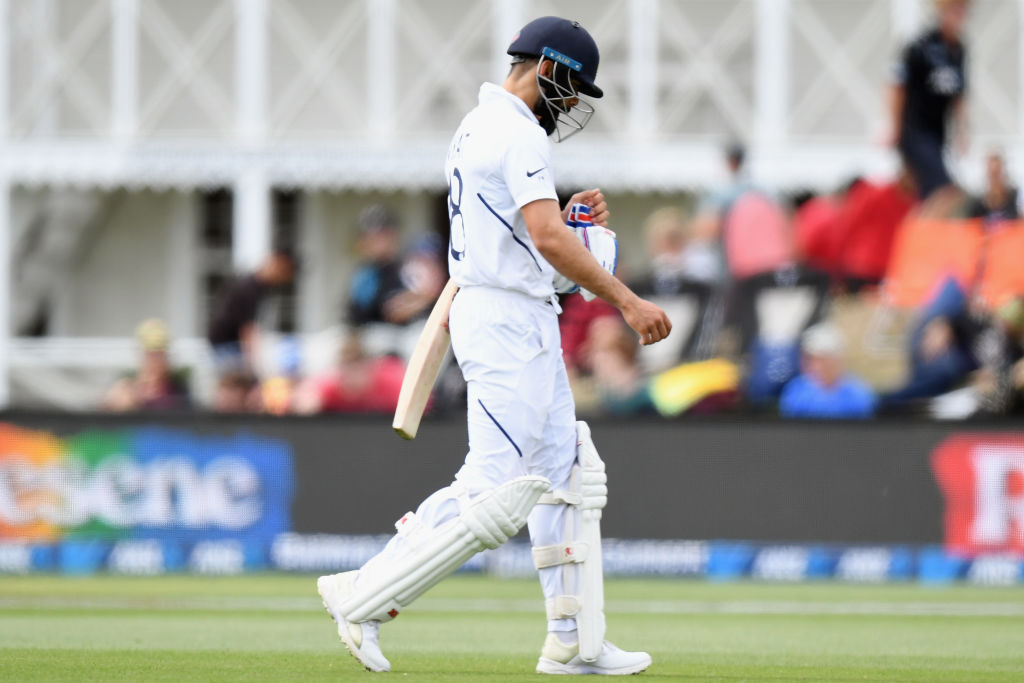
[533,99,558,136]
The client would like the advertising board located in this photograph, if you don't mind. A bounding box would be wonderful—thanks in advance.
[0,422,293,572]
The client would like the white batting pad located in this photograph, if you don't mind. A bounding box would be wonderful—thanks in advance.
[339,475,550,623]
[575,421,608,661]
[532,421,608,662]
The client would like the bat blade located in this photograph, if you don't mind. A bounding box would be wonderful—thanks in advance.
[392,279,459,439]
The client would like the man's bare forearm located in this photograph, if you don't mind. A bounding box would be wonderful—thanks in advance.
[536,223,634,308]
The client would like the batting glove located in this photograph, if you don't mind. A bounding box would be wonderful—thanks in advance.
[552,203,618,302]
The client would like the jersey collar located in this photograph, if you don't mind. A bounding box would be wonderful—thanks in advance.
[479,83,539,125]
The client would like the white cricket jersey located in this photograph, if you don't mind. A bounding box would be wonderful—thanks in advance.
[445,83,559,300]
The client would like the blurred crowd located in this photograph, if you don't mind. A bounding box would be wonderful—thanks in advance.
[554,141,1022,421]
[88,0,1015,421]
[102,1,1022,421]
[102,204,445,417]
[102,140,1023,421]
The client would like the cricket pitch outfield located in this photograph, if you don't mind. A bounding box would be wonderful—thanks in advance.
[1,574,1023,681]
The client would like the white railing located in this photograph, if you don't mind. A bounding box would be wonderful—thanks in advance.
[0,0,1018,191]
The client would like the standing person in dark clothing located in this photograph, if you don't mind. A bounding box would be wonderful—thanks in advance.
[889,0,970,217]
[344,205,407,326]
[207,246,296,371]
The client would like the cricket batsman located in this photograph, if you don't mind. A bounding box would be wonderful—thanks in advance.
[317,16,671,675]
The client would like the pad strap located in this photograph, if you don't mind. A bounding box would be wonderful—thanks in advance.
[546,595,581,619]
[536,490,583,506]
[532,541,588,569]
[395,511,428,539]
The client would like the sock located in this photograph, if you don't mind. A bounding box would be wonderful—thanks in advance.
[361,620,381,645]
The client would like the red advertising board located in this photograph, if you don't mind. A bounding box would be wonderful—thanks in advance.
[932,434,1024,556]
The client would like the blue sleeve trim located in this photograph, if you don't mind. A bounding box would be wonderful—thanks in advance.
[477,399,523,458]
[477,193,543,272]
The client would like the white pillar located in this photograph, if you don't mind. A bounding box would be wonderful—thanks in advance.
[233,168,271,271]
[754,0,789,151]
[111,0,138,141]
[236,0,267,144]
[491,0,525,83]
[1019,0,1024,141]
[628,0,658,141]
[367,0,396,137]
[0,176,10,408]
[891,0,923,43]
[233,0,270,273]
[0,0,8,406]
[0,0,8,139]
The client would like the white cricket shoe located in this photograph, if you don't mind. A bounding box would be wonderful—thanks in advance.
[316,571,390,673]
[536,633,652,675]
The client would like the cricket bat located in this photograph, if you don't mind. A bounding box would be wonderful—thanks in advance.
[392,278,460,439]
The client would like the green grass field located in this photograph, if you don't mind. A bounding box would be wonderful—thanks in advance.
[1,574,1023,681]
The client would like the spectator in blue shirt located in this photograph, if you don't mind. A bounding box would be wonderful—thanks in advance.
[780,323,876,419]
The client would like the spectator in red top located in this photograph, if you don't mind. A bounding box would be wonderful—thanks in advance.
[295,333,405,414]
[794,192,846,275]
[559,294,618,373]
[794,175,915,290]
[836,175,915,290]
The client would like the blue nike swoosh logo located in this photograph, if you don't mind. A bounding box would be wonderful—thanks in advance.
[526,167,546,177]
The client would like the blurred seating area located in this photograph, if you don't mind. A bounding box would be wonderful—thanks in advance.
[29,146,1019,420]
[561,147,1024,421]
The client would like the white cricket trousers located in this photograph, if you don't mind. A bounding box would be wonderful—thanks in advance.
[358,285,580,633]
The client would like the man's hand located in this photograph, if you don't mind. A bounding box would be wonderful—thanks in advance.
[621,297,672,346]
[563,188,609,227]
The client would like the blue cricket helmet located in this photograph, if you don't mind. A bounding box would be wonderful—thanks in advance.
[507,17,603,98]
